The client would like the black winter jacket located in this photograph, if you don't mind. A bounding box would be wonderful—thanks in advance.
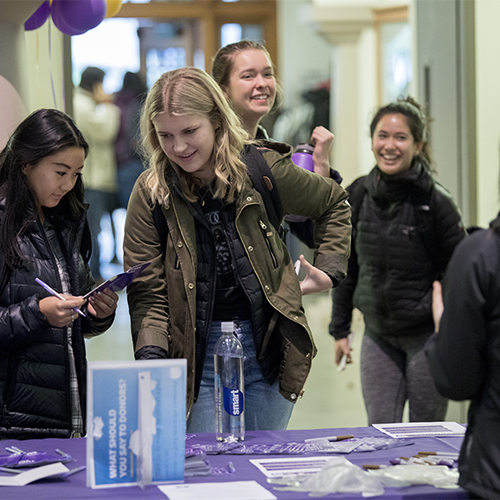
[0,201,114,439]
[330,160,466,340]
[426,217,500,498]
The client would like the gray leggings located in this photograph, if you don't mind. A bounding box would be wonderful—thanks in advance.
[361,331,448,425]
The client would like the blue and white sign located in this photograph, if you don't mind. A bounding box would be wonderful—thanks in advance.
[86,359,187,488]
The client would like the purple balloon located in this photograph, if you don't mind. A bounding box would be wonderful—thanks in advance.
[51,3,88,36]
[51,0,106,36]
[24,1,51,31]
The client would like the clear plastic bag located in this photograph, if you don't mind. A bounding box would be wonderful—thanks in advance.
[268,456,385,498]
[367,464,460,489]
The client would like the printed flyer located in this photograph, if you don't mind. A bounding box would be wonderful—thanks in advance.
[86,359,187,488]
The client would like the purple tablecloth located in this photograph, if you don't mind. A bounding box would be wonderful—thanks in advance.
[0,426,468,499]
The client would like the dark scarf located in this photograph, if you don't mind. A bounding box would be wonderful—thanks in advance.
[365,157,433,205]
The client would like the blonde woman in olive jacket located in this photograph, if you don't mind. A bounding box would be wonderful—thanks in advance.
[123,68,351,432]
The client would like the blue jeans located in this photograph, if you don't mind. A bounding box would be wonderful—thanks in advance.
[187,320,294,433]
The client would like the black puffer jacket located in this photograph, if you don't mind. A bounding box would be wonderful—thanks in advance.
[426,218,500,499]
[188,199,275,399]
[0,201,114,439]
[330,160,466,340]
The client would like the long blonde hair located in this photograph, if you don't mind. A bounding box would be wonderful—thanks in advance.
[140,67,249,206]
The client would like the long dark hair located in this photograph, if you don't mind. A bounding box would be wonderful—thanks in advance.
[0,109,90,267]
[370,96,433,168]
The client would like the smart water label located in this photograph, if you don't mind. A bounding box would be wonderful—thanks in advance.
[222,386,244,416]
[86,359,187,488]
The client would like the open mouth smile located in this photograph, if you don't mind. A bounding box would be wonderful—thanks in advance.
[178,151,196,161]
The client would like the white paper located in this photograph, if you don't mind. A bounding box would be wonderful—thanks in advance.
[0,463,69,486]
[158,480,276,500]
[373,421,466,438]
[250,456,334,478]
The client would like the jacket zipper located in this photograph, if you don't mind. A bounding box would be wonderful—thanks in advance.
[259,220,278,268]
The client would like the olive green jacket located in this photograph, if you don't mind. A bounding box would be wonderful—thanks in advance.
[123,145,351,416]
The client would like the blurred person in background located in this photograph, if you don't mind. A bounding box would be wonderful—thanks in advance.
[114,71,148,209]
[73,66,121,282]
[330,96,466,425]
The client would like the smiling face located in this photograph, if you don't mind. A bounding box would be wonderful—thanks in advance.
[153,112,216,185]
[225,48,276,135]
[371,113,422,176]
[24,147,85,217]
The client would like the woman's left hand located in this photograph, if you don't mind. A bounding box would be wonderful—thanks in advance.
[87,288,119,318]
[298,254,333,295]
[310,126,334,178]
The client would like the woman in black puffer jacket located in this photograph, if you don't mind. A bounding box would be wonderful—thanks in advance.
[330,97,466,425]
[0,109,118,440]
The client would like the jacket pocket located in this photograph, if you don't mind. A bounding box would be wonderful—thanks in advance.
[259,219,278,268]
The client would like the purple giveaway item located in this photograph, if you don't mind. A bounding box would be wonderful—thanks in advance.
[0,448,74,469]
[83,261,150,299]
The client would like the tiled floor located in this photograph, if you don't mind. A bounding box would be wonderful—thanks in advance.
[85,269,468,430]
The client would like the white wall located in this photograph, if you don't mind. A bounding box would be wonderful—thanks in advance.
[277,0,332,110]
[475,0,500,226]
[277,0,381,185]
[25,21,66,112]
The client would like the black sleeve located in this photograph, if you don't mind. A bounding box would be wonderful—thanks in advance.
[329,247,358,340]
[135,345,168,360]
[287,219,315,249]
[330,168,343,185]
[287,168,343,249]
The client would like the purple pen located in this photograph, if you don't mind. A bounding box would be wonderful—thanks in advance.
[35,278,86,317]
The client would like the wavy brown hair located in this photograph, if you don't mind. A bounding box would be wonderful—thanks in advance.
[140,67,250,206]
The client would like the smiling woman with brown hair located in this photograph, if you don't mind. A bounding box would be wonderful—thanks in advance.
[330,96,467,426]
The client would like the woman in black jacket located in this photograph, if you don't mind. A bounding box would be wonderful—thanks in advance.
[330,97,466,425]
[0,109,118,439]
[426,216,500,499]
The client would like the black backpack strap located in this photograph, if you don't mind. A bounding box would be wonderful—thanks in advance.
[152,202,168,252]
[243,144,287,241]
[153,144,288,246]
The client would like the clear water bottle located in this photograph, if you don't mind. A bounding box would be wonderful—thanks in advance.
[214,321,245,442]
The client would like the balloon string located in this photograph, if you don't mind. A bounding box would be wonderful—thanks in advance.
[36,31,40,71]
[48,20,58,109]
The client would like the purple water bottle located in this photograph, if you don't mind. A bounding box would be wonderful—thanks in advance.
[291,143,314,172]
